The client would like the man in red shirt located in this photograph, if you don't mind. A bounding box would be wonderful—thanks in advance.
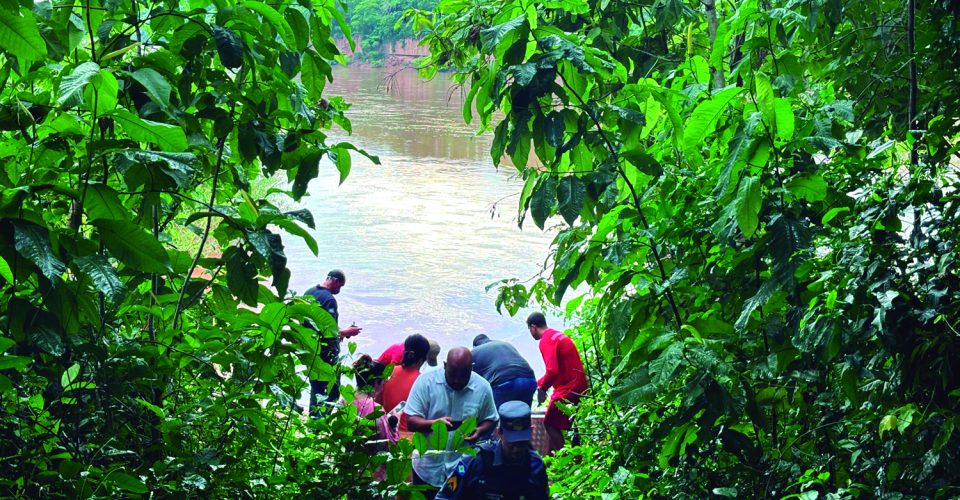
[526,312,588,454]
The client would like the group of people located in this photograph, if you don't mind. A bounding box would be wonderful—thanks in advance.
[306,270,589,499]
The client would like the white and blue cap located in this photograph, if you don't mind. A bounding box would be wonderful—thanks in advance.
[498,401,533,443]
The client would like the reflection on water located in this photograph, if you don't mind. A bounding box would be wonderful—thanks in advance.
[284,67,557,384]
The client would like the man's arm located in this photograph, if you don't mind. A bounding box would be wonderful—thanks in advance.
[403,377,453,432]
[537,337,559,391]
[407,414,453,432]
[340,325,362,338]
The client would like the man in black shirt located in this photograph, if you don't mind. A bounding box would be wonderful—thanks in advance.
[437,401,549,500]
[472,334,537,408]
[305,269,362,416]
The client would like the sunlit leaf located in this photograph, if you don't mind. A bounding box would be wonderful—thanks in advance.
[0,8,47,60]
[93,219,171,273]
[110,109,188,152]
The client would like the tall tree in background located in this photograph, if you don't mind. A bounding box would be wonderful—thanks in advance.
[413,0,960,496]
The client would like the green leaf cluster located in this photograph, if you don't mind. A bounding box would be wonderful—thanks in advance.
[0,0,409,497]
[416,0,960,496]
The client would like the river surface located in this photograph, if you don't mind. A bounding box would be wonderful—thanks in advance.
[284,66,559,391]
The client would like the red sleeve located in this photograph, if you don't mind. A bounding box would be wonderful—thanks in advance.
[377,343,402,365]
[537,334,559,390]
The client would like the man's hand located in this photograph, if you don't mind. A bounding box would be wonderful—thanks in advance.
[537,388,547,405]
[466,420,496,443]
[340,325,362,338]
[431,416,454,429]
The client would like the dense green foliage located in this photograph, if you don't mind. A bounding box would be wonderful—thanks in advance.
[340,0,436,57]
[0,0,423,496]
[413,0,960,496]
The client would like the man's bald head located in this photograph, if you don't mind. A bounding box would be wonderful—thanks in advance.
[444,347,473,391]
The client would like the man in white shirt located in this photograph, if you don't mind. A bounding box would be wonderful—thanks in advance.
[404,347,498,495]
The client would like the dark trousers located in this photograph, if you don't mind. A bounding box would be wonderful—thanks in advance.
[492,377,538,409]
[308,337,341,417]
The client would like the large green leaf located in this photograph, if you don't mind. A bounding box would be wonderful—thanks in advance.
[226,246,258,307]
[119,150,196,188]
[301,50,330,101]
[130,68,172,111]
[58,62,101,106]
[92,219,171,273]
[110,472,148,494]
[0,255,14,284]
[330,146,351,185]
[238,1,296,49]
[774,98,794,142]
[735,278,779,330]
[682,87,744,162]
[530,175,557,230]
[754,74,775,131]
[284,7,310,52]
[622,147,663,178]
[274,218,318,256]
[734,176,762,238]
[83,69,118,115]
[29,324,64,357]
[556,175,585,225]
[13,222,65,281]
[0,355,32,370]
[74,255,124,302]
[110,109,188,152]
[480,15,525,53]
[293,151,321,200]
[786,175,827,202]
[0,8,47,60]
[83,184,130,221]
[212,26,244,69]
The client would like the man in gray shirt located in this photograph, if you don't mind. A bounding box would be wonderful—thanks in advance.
[472,334,538,408]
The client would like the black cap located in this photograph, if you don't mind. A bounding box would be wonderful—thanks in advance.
[472,334,490,347]
[327,269,346,285]
[498,401,532,443]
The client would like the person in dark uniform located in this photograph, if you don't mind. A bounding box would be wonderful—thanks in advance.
[437,401,549,500]
[305,269,362,416]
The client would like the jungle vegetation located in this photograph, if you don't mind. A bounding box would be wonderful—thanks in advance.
[0,0,958,497]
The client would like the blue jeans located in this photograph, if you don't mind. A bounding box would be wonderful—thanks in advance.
[492,377,537,409]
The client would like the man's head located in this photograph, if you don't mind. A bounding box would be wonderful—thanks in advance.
[526,312,548,340]
[444,347,473,391]
[497,401,533,463]
[323,269,346,294]
[426,339,441,367]
[472,334,490,347]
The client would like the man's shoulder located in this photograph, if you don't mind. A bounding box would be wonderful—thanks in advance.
[411,368,444,390]
[306,286,334,300]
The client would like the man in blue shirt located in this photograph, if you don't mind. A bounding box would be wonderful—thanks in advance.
[472,334,538,408]
[305,269,362,416]
[437,401,549,500]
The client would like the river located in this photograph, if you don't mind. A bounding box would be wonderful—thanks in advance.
[283,66,559,392]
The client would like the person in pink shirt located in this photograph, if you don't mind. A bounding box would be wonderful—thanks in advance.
[377,338,441,368]
[526,312,588,454]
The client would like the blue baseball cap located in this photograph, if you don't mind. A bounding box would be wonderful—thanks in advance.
[498,401,532,443]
